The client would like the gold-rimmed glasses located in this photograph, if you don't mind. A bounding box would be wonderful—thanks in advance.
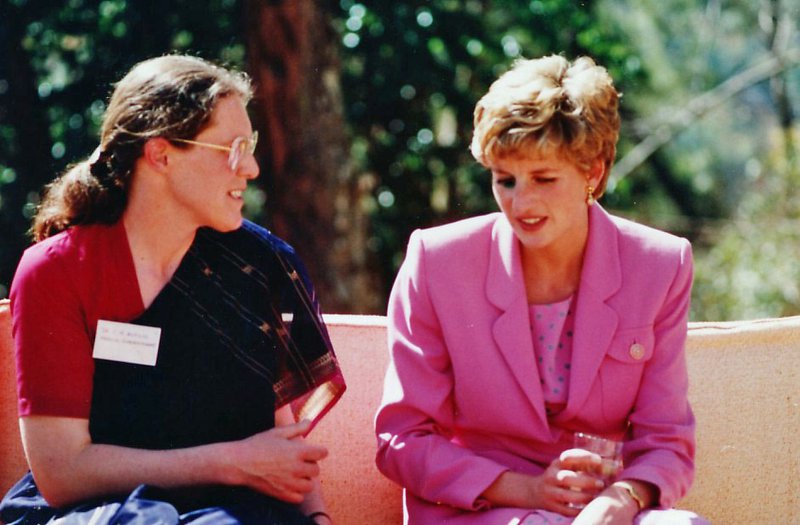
[172,131,258,171]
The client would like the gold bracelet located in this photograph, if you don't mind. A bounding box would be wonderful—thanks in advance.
[614,481,646,511]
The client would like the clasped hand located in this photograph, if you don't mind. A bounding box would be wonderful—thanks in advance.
[227,419,328,503]
[544,449,639,525]
[524,448,605,515]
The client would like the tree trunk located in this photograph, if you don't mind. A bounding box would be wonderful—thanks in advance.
[244,0,380,314]
[0,4,54,296]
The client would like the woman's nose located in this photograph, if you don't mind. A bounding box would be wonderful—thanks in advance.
[512,183,538,208]
[238,153,260,180]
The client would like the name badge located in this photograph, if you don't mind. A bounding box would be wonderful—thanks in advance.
[93,320,161,366]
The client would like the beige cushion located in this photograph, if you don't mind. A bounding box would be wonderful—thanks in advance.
[679,316,800,523]
[316,315,800,524]
[0,299,27,496]
[1,302,797,523]
[314,315,402,524]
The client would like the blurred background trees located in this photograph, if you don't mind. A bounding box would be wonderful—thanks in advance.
[1,0,798,319]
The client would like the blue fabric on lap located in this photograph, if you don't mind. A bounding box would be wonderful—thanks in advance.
[0,472,314,525]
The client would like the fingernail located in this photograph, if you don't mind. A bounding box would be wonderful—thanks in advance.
[595,479,605,489]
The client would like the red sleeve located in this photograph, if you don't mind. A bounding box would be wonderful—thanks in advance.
[10,237,95,419]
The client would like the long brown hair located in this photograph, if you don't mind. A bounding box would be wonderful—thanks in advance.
[31,54,252,241]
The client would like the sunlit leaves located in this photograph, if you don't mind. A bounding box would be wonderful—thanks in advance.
[0,168,17,185]
[336,0,640,276]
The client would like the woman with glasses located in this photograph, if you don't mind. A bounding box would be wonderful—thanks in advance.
[1,55,343,525]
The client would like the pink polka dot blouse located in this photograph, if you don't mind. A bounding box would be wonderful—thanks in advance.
[529,296,574,416]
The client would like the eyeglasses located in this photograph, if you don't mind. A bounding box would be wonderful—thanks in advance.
[172,131,258,171]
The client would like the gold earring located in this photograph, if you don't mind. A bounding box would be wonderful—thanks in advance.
[586,186,595,206]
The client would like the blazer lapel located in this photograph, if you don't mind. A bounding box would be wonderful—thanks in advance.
[560,205,621,419]
[486,216,550,432]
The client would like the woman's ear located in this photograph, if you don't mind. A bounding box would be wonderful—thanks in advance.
[587,157,605,189]
[142,138,171,172]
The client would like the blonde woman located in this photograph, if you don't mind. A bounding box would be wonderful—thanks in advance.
[376,55,708,525]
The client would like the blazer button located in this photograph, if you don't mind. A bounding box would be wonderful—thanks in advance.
[629,343,645,360]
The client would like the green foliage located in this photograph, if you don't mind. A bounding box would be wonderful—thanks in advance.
[693,129,800,320]
[599,0,800,320]
[11,0,245,161]
[336,0,644,285]
[2,0,799,319]
[0,0,246,297]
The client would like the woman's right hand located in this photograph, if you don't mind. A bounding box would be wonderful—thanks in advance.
[20,414,328,508]
[480,448,605,516]
[223,419,329,503]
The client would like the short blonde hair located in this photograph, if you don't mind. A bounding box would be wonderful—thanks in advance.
[470,55,620,197]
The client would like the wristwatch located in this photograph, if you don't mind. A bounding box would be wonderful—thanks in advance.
[614,480,646,511]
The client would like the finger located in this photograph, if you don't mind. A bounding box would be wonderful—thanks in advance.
[559,448,602,472]
[555,469,605,492]
[264,477,315,501]
[284,476,315,495]
[297,460,321,479]
[536,484,585,517]
[556,486,595,514]
[277,490,305,504]
[560,502,584,518]
[559,447,600,464]
[300,444,329,462]
[275,419,313,439]
[251,480,305,504]
[291,460,320,481]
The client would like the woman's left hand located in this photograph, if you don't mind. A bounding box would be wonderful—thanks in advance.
[571,484,639,525]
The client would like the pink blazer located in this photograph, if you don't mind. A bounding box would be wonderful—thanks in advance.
[375,205,696,524]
